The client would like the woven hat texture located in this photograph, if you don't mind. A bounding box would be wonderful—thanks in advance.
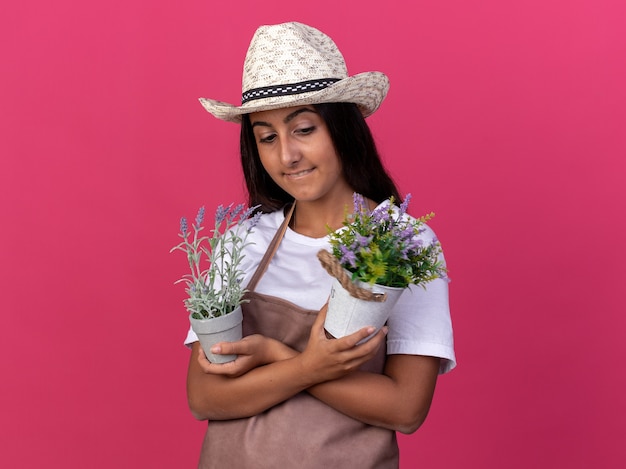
[199,22,389,122]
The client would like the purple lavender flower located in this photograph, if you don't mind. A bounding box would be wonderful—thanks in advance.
[399,193,412,217]
[180,217,188,237]
[241,205,256,221]
[249,211,262,229]
[339,245,357,268]
[173,201,260,319]
[355,234,372,248]
[194,206,205,228]
[229,203,245,223]
[371,205,390,224]
[215,204,229,225]
[398,244,411,260]
[398,226,415,241]
[353,193,366,214]
[406,237,424,251]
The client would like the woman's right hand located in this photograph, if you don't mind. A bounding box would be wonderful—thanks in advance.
[299,304,388,383]
[197,334,297,378]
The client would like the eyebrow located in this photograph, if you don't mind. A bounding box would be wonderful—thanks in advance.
[251,107,317,128]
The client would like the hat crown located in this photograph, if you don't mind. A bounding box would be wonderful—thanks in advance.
[199,22,389,122]
[241,22,349,96]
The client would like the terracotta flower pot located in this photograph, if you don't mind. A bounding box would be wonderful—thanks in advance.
[324,277,404,344]
[189,306,243,364]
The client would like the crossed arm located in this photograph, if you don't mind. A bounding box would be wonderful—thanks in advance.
[186,306,440,434]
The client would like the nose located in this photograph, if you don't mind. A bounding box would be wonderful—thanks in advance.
[279,137,301,167]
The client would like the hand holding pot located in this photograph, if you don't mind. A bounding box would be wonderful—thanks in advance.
[299,304,388,384]
[197,334,296,378]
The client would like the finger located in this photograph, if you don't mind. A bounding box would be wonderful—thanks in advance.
[197,346,214,372]
[341,326,388,359]
[360,326,388,351]
[210,338,250,356]
[200,358,241,375]
[338,326,377,349]
[312,303,328,330]
[210,342,232,356]
[310,305,331,341]
[198,344,209,361]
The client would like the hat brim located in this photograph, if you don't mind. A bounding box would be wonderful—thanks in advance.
[199,72,389,123]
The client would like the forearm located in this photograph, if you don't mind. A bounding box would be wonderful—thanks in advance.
[307,371,423,433]
[307,355,441,434]
[187,341,311,420]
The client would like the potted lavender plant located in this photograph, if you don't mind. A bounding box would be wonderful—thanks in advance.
[171,203,260,363]
[318,193,448,342]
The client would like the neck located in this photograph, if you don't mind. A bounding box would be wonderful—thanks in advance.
[289,194,372,238]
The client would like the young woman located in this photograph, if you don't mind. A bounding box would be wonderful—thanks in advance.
[185,22,456,468]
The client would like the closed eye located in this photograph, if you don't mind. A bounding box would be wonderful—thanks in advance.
[258,133,277,144]
[296,126,315,135]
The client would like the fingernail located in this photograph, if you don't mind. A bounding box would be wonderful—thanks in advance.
[367,327,376,334]
[382,326,389,335]
[210,345,221,353]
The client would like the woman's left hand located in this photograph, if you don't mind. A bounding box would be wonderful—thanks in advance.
[197,334,297,378]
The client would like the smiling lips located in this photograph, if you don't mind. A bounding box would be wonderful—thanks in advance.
[285,168,314,179]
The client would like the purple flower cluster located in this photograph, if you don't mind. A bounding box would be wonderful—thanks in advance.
[180,217,188,237]
[171,202,261,319]
[195,206,205,228]
[327,193,447,288]
[215,203,261,229]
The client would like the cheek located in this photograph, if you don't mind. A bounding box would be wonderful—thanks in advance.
[257,154,286,187]
[324,147,343,174]
[256,151,274,173]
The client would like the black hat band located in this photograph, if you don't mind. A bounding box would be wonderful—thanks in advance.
[242,78,341,104]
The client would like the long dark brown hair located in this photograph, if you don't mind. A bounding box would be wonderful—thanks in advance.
[240,102,401,212]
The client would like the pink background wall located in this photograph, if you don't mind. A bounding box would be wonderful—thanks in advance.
[2,1,624,467]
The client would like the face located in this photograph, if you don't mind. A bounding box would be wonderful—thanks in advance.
[249,106,353,204]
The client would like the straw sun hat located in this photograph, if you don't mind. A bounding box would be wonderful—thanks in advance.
[199,22,390,123]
